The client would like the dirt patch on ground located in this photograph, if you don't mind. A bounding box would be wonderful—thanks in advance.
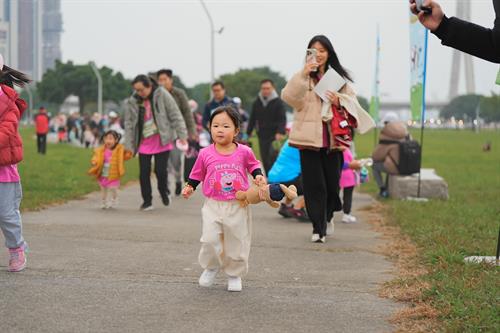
[358,202,441,333]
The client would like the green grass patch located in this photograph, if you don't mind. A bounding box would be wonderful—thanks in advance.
[356,129,500,332]
[17,127,139,211]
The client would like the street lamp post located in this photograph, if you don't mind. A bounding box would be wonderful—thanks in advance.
[89,61,103,115]
[199,0,223,84]
[24,84,34,123]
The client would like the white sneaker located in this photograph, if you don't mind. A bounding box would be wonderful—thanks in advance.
[227,276,242,292]
[311,234,321,243]
[342,214,357,223]
[108,199,118,209]
[199,269,218,287]
[327,221,335,235]
[100,201,108,209]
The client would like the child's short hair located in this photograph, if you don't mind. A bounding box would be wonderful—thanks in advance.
[209,105,241,130]
[101,130,122,147]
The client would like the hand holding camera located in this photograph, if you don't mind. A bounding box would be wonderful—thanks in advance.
[409,0,445,32]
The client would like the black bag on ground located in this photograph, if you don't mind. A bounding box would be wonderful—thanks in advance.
[379,138,421,175]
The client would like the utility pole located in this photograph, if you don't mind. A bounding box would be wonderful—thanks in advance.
[89,61,103,115]
[199,0,224,84]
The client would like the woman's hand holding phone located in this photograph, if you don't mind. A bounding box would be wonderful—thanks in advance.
[409,0,444,32]
[303,62,318,77]
[303,48,318,77]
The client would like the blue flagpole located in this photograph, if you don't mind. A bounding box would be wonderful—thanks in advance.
[417,29,429,198]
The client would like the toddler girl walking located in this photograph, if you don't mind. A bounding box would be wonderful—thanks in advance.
[182,106,265,292]
[88,130,132,209]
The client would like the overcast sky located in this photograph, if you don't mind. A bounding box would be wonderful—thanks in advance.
[61,0,499,102]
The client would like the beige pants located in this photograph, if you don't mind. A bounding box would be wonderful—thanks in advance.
[199,199,252,277]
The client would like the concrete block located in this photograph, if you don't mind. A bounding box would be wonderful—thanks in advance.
[388,168,449,200]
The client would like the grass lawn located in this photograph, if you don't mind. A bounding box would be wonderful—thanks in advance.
[355,129,500,332]
[17,127,139,211]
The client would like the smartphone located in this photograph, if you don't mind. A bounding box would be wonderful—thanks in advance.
[306,48,318,72]
[415,0,432,14]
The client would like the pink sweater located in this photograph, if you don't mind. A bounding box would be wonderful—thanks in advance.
[340,149,357,188]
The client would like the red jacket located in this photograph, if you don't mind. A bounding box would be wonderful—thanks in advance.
[0,85,26,166]
[34,111,49,134]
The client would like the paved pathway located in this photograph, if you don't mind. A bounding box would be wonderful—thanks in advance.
[0,184,401,333]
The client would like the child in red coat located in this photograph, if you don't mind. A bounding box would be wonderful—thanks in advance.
[0,54,30,272]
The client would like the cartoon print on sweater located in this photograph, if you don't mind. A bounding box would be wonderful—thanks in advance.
[213,170,242,193]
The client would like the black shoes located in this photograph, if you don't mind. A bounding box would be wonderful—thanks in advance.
[161,193,171,206]
[140,202,154,211]
[175,182,182,196]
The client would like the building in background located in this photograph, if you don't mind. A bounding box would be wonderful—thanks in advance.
[0,0,62,81]
[42,0,63,74]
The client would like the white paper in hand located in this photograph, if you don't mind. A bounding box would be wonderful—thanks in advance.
[313,67,347,102]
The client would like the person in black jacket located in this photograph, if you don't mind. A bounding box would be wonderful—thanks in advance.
[410,0,500,63]
[247,79,287,173]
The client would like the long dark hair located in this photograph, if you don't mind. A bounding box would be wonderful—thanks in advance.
[0,65,31,88]
[307,35,353,83]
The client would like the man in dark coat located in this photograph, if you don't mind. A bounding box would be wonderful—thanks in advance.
[247,79,287,173]
[410,0,500,63]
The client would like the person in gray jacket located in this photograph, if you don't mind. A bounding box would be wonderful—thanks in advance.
[125,75,187,211]
[157,69,196,196]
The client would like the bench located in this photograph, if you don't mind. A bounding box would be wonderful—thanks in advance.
[388,168,449,200]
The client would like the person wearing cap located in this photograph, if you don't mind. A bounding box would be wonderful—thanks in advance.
[34,106,50,154]
[247,79,287,173]
[108,111,125,141]
[157,69,195,196]
[371,114,410,198]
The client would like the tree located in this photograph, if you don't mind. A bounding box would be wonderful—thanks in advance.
[440,94,482,120]
[219,66,287,112]
[37,60,131,114]
[186,66,288,112]
[480,94,500,123]
[188,82,210,112]
[357,96,369,111]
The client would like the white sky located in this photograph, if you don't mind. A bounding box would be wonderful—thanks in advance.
[61,0,499,102]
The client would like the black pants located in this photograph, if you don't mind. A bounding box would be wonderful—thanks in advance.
[36,134,47,154]
[139,151,170,205]
[300,149,343,237]
[342,186,354,214]
[258,134,275,174]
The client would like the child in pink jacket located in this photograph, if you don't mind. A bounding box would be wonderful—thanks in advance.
[340,147,361,223]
